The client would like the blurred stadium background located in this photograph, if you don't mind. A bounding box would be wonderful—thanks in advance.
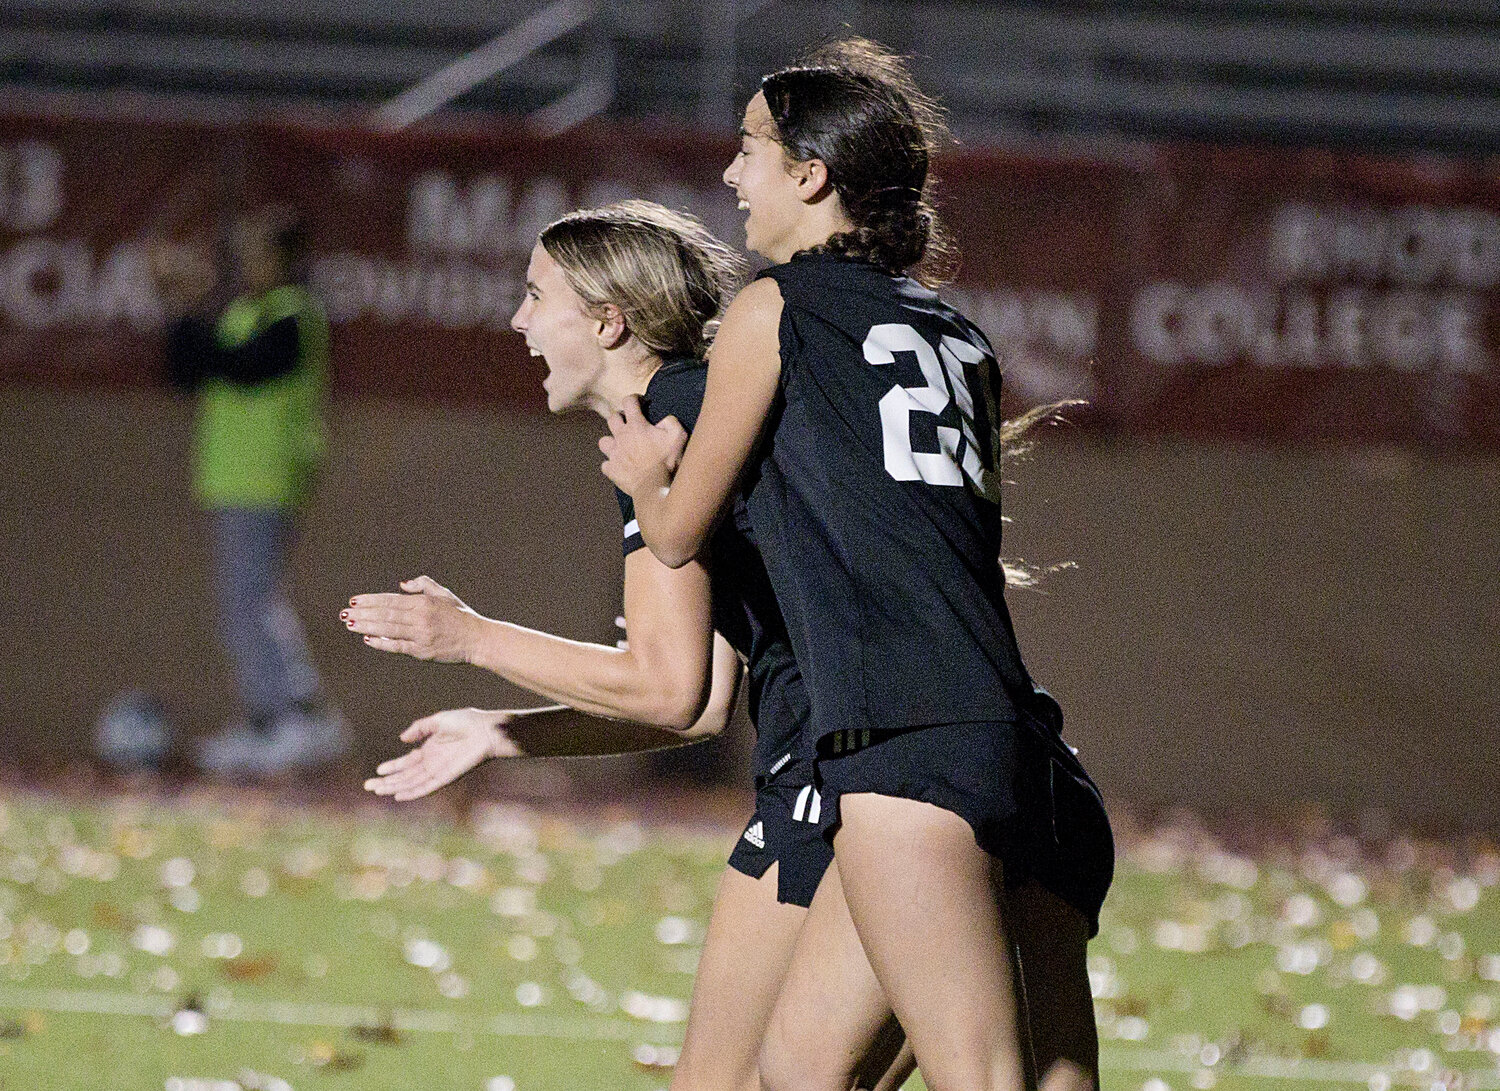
[1,2,1498,1088]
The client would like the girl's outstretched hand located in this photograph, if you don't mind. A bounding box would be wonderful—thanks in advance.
[342,575,482,663]
[362,707,521,801]
[599,395,686,498]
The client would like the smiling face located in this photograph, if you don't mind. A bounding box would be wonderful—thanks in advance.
[723,92,816,262]
[510,243,608,414]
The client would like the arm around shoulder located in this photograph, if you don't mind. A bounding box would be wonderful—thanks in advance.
[632,279,784,569]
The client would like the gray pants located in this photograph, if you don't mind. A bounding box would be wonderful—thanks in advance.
[209,507,322,722]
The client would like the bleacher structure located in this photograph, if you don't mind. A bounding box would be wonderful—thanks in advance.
[3,0,1499,154]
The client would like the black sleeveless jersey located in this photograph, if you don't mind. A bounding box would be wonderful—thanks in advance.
[746,252,1038,742]
[614,358,809,779]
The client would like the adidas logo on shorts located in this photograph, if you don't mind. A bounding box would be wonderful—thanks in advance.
[742,820,765,849]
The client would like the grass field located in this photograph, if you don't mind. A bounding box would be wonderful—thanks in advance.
[0,790,1497,1091]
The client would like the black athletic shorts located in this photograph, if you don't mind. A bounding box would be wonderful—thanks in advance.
[813,713,1114,937]
[727,760,834,908]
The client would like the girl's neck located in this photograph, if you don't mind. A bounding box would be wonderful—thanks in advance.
[590,341,661,418]
[766,202,855,264]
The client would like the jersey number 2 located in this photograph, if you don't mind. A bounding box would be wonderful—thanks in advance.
[863,323,1001,499]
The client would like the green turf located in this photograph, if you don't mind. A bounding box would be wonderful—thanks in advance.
[0,793,1496,1091]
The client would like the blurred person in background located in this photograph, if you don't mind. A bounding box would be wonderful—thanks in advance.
[152,205,347,776]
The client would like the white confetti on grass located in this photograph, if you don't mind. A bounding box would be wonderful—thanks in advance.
[620,991,687,1024]
[160,858,195,889]
[1448,878,1482,912]
[1327,873,1368,907]
[1350,952,1386,984]
[1277,943,1322,975]
[653,917,700,945]
[201,934,243,960]
[632,1043,679,1068]
[1405,915,1438,947]
[1299,1003,1330,1030]
[403,938,449,971]
[1282,894,1322,928]
[491,887,535,918]
[132,925,175,957]
[171,1009,208,1036]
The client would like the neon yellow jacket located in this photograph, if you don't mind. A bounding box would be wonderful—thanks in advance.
[192,285,329,509]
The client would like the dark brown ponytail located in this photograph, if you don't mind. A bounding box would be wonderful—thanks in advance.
[760,38,955,284]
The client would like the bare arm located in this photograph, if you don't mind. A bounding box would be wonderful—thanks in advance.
[346,542,721,731]
[600,278,785,568]
[487,629,742,754]
[361,637,742,801]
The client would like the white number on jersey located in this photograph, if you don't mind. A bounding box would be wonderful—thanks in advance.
[863,322,1002,500]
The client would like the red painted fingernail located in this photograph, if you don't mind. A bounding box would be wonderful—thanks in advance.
[363,636,371,643]
[339,610,348,619]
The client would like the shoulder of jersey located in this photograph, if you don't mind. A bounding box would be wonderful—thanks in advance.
[644,358,708,431]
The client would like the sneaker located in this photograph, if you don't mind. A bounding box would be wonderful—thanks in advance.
[254,709,351,776]
[195,718,269,777]
[196,710,350,778]
[95,690,172,770]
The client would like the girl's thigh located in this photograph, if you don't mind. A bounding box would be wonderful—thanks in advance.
[834,791,1026,1091]
[671,863,805,1091]
[760,859,912,1091]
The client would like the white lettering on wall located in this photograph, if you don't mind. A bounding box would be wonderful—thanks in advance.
[946,287,1099,401]
[313,253,520,329]
[1130,281,1487,374]
[1269,203,1500,289]
[389,170,738,330]
[1134,200,1496,375]
[0,142,63,233]
[0,238,159,330]
[406,171,572,257]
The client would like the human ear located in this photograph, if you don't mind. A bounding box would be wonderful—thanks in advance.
[794,158,833,203]
[595,303,628,349]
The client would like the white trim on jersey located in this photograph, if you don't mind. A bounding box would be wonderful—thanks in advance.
[622,518,640,539]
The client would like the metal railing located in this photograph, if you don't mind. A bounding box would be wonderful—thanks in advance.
[2,0,1499,153]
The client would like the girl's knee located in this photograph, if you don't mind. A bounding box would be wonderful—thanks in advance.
[758,1021,850,1091]
[668,1057,758,1091]
[668,1033,761,1091]
[757,1023,800,1091]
